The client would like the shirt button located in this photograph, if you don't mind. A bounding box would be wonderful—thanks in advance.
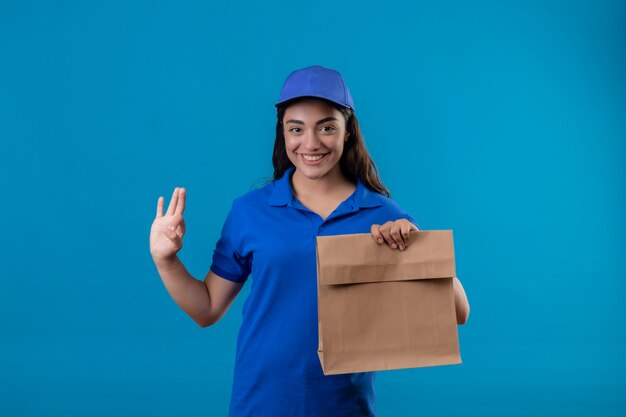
[319,226,325,232]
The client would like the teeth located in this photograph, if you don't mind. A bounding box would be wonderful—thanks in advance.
[302,153,326,161]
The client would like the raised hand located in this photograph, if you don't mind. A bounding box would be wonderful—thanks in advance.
[150,187,187,265]
[370,219,419,251]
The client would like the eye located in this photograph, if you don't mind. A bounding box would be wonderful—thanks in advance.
[288,127,302,133]
[321,126,336,132]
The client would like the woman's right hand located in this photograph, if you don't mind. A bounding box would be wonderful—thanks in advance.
[150,187,187,266]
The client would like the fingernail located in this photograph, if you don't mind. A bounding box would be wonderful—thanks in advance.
[391,243,397,248]
[377,238,383,243]
[399,245,404,250]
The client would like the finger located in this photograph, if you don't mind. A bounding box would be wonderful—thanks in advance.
[170,214,186,233]
[178,216,186,235]
[164,223,183,245]
[389,222,406,250]
[156,196,164,218]
[379,222,397,249]
[405,222,420,247]
[401,222,411,247]
[162,224,178,241]
[370,224,384,244]
[166,187,179,216]
[167,231,182,247]
[175,223,185,238]
[175,187,186,216]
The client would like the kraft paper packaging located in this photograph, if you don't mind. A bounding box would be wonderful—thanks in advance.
[315,229,462,375]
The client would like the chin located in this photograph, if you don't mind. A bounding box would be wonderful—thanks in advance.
[296,164,338,180]
[300,170,328,179]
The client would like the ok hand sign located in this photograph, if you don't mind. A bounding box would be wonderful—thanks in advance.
[150,187,187,265]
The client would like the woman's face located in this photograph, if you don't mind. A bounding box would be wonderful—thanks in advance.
[283,98,349,181]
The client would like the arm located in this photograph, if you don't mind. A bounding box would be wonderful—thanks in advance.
[154,256,244,327]
[453,276,470,325]
[202,269,245,326]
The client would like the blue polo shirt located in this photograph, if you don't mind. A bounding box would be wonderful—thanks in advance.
[210,166,419,417]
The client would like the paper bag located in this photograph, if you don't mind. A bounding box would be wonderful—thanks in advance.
[315,229,461,375]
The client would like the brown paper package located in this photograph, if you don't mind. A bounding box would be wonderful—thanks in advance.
[315,229,462,375]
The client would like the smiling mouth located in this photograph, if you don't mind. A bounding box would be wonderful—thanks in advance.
[298,152,329,161]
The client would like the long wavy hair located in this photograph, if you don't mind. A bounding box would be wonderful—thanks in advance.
[255,97,391,198]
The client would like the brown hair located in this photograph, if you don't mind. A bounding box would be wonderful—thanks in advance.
[255,97,391,198]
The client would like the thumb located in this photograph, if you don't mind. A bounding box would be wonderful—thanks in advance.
[163,224,182,242]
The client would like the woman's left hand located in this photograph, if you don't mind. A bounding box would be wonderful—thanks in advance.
[371,219,420,251]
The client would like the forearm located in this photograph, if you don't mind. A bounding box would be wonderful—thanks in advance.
[453,276,470,325]
[154,255,212,327]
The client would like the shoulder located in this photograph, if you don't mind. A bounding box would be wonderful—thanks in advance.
[374,192,406,212]
[371,192,420,228]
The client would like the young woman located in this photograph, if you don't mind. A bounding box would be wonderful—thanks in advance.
[150,65,470,417]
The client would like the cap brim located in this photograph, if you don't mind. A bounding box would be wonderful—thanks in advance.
[274,94,351,109]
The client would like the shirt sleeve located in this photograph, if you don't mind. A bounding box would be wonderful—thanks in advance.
[383,196,422,230]
[209,199,252,283]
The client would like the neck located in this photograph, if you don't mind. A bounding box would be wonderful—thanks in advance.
[290,165,353,200]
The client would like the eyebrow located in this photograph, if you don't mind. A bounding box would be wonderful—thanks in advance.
[284,117,339,125]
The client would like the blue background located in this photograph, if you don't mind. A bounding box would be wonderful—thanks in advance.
[1,1,624,416]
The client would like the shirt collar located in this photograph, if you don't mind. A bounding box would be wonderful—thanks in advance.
[269,166,382,208]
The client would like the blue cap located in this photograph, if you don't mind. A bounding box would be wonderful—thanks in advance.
[275,65,355,111]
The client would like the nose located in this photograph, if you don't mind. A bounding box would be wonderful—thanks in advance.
[303,129,321,150]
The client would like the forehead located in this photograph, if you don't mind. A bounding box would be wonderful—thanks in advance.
[283,97,341,120]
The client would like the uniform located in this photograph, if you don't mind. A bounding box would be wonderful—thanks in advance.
[210,166,419,417]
